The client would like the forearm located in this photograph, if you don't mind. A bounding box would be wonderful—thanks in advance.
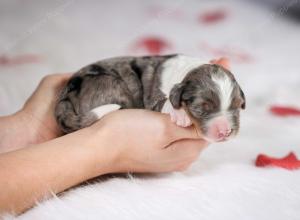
[0,108,206,215]
[0,110,60,154]
[0,126,113,215]
[0,112,35,153]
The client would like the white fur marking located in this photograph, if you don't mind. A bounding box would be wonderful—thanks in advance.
[161,99,173,114]
[160,55,206,96]
[91,104,121,119]
[211,74,234,110]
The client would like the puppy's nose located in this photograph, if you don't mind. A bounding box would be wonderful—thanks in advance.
[217,129,231,139]
[217,132,225,139]
[206,116,232,142]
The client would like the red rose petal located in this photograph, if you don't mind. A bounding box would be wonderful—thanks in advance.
[270,106,300,116]
[0,54,42,66]
[133,37,171,55]
[199,9,227,24]
[255,152,300,170]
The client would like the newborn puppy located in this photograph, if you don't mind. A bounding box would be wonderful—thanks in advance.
[55,54,245,142]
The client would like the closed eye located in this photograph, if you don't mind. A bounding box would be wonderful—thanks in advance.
[201,99,217,112]
[230,97,243,109]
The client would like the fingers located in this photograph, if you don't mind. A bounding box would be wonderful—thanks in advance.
[24,73,73,110]
[156,112,203,141]
[40,73,72,88]
[58,73,73,83]
[168,122,203,140]
[164,139,209,170]
[167,106,199,139]
[166,139,209,153]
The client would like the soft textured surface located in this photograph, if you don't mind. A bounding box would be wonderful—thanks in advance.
[1,0,300,219]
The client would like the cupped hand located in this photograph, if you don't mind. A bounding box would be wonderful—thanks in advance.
[20,73,71,142]
[0,74,71,152]
[9,73,209,173]
[88,109,209,174]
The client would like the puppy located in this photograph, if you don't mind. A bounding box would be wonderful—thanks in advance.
[55,54,245,142]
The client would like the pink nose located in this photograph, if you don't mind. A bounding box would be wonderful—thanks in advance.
[206,116,232,142]
[217,129,232,139]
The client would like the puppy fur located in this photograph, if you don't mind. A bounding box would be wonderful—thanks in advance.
[55,54,245,140]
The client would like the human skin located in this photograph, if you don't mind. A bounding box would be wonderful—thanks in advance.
[0,74,208,215]
[0,74,71,153]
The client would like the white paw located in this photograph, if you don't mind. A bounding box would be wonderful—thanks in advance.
[169,108,192,127]
[91,104,121,119]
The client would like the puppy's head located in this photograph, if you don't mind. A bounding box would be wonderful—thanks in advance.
[169,64,245,142]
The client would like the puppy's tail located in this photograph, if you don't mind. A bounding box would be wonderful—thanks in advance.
[55,99,120,134]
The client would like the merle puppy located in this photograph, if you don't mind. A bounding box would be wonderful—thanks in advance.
[55,54,245,142]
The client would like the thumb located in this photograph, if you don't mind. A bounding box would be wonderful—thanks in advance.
[159,113,202,142]
[168,122,203,141]
[164,139,208,158]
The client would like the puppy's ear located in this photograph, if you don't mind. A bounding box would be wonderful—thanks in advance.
[239,87,246,109]
[169,83,185,109]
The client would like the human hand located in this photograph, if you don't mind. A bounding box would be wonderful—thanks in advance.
[21,73,72,141]
[87,109,209,174]
[0,109,208,214]
[0,74,71,152]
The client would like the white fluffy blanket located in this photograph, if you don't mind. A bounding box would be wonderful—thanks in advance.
[1,0,300,219]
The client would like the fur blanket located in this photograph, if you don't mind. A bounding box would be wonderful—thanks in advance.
[1,0,300,219]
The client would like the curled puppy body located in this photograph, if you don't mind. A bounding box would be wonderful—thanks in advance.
[55,54,245,142]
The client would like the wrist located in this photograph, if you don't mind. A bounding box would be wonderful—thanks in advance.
[0,111,34,152]
[78,125,121,177]
[0,110,60,153]
[20,107,63,141]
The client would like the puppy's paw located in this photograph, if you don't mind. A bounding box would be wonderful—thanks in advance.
[169,108,192,127]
